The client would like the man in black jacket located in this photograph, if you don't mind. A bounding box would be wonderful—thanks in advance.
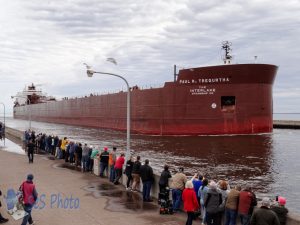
[158,164,171,193]
[250,197,280,225]
[27,139,35,163]
[131,156,141,192]
[99,147,109,177]
[139,159,154,202]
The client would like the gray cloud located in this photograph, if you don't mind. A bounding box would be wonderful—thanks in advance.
[0,0,300,115]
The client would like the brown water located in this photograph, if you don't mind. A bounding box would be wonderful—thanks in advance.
[3,118,300,213]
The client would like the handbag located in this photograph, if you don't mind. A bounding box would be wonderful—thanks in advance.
[18,183,25,205]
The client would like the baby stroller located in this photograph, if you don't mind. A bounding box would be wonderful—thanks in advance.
[158,187,173,214]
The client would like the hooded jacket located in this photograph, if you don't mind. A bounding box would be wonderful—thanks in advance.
[182,188,199,212]
[271,205,289,225]
[204,188,222,214]
[250,206,280,225]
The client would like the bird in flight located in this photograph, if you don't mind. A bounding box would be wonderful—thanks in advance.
[106,58,117,65]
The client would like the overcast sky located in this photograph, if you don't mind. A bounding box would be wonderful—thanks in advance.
[0,0,299,117]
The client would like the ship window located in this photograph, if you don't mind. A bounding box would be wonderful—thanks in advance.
[221,96,235,112]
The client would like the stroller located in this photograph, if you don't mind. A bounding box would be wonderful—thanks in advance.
[158,187,173,214]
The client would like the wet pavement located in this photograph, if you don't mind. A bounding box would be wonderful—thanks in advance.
[0,145,186,225]
[1,138,157,216]
[53,162,82,171]
[53,162,159,213]
[82,182,158,213]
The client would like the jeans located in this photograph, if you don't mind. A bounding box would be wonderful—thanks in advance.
[114,168,122,184]
[21,204,33,225]
[239,213,250,225]
[82,155,89,171]
[225,209,237,225]
[50,145,55,155]
[100,162,108,177]
[200,203,207,223]
[126,174,132,188]
[186,211,194,225]
[28,151,34,163]
[172,189,182,211]
[69,152,75,164]
[142,180,152,201]
[55,147,59,158]
[109,165,115,182]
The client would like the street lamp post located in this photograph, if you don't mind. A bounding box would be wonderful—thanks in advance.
[11,96,31,130]
[85,66,131,161]
[0,102,5,146]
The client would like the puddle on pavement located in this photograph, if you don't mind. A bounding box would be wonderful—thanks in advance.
[53,162,82,171]
[53,162,158,213]
[47,156,56,160]
[83,182,158,213]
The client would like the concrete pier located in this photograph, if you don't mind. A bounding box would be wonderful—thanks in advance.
[273,120,300,129]
[0,146,186,225]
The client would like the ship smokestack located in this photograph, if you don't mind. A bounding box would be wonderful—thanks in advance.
[174,65,178,81]
[222,41,233,64]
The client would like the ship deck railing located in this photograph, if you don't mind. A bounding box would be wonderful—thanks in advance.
[59,83,165,101]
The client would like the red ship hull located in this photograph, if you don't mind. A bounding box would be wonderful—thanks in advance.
[13,64,278,135]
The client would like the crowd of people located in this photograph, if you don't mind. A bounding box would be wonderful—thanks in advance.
[21,129,289,225]
[160,167,289,225]
[23,130,98,171]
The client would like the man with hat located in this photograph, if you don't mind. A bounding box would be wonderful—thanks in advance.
[271,196,289,225]
[250,197,280,225]
[27,139,35,163]
[170,167,187,212]
[99,147,109,177]
[139,159,154,202]
[20,174,38,225]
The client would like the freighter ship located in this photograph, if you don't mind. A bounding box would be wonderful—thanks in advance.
[13,42,278,135]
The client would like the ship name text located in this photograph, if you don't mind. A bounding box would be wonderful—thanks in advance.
[190,86,216,95]
[179,77,230,84]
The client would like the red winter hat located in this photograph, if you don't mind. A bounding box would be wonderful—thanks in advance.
[103,147,108,151]
[278,196,286,206]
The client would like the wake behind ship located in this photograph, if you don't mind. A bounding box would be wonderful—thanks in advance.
[13,42,278,135]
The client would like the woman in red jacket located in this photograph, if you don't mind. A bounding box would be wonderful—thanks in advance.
[182,180,200,225]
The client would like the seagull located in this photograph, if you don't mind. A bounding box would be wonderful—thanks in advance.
[106,58,117,65]
[83,63,91,69]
